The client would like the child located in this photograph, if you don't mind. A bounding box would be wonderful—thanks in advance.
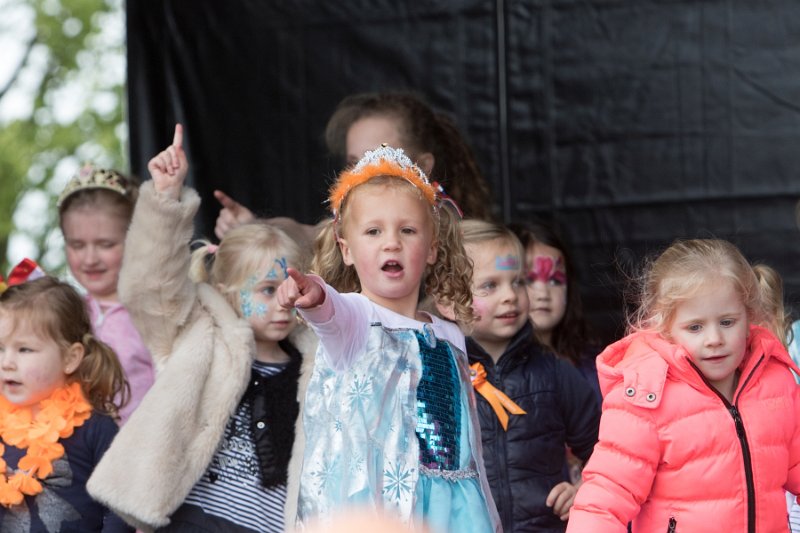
[567,239,800,532]
[58,164,153,424]
[277,145,501,532]
[456,219,600,532]
[509,221,601,400]
[0,275,130,532]
[214,91,493,240]
[87,125,315,532]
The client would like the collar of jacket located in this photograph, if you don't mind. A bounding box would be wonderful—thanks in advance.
[467,320,543,370]
[596,325,795,407]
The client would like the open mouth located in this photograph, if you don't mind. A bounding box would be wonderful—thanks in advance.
[382,260,403,273]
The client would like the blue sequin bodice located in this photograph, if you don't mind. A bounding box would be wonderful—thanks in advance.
[415,326,461,471]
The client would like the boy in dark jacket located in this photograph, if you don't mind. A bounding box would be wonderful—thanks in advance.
[449,220,600,532]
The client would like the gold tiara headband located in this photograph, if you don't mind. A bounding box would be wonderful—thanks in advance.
[328,144,437,219]
[57,165,128,207]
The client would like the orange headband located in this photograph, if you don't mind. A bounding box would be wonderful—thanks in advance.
[329,144,437,218]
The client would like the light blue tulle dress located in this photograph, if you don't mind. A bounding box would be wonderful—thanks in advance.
[297,289,500,533]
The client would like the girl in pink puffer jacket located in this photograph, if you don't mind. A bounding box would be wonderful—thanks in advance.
[567,239,800,533]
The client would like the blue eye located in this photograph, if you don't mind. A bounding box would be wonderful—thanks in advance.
[720,318,735,327]
[687,324,702,333]
[261,286,276,296]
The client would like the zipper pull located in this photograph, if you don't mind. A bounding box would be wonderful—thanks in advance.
[667,516,677,532]
[728,406,745,438]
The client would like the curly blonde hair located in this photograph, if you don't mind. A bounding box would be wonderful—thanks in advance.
[629,239,769,335]
[312,177,474,323]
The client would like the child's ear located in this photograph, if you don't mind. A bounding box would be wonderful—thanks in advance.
[63,342,85,375]
[417,152,435,176]
[338,237,355,266]
[427,239,438,266]
[435,300,456,321]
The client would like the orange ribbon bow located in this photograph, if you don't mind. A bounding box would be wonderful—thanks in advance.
[469,362,526,430]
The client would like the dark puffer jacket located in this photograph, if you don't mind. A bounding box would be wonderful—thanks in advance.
[467,321,600,532]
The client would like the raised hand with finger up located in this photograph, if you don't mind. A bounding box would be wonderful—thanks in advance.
[147,123,188,200]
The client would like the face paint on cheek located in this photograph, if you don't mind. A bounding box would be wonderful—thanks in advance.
[495,255,520,271]
[472,298,488,322]
[239,274,259,318]
[527,256,567,284]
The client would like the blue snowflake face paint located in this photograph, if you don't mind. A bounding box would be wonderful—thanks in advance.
[239,257,290,318]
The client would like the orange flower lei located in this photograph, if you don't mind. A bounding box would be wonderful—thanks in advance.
[0,382,92,506]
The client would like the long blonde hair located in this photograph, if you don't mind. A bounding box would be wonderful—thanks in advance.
[629,239,768,335]
[312,178,474,323]
[189,221,305,314]
[0,277,129,416]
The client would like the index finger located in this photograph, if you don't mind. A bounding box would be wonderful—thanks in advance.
[172,123,183,149]
[214,190,239,209]
[286,267,307,288]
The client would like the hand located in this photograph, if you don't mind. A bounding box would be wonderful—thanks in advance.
[546,481,578,521]
[147,124,188,200]
[277,268,325,310]
[214,190,255,239]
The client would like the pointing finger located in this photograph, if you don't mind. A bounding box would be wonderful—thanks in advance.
[172,123,183,149]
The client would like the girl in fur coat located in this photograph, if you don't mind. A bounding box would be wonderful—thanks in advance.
[87,124,315,533]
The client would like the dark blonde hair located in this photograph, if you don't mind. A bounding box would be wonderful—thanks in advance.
[0,277,129,416]
[753,263,791,344]
[461,219,524,260]
[190,221,305,314]
[325,92,493,220]
[630,239,767,334]
[58,172,139,229]
[312,178,474,323]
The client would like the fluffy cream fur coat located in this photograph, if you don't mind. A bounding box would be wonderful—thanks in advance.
[87,182,314,531]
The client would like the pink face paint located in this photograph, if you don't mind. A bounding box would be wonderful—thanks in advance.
[526,256,567,285]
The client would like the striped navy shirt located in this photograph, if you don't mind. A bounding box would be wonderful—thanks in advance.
[184,360,287,533]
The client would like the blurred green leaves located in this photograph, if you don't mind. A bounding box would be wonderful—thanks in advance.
[0,0,125,276]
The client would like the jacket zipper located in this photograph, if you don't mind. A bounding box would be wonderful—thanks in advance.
[689,355,763,533]
[667,516,677,533]
[491,358,514,529]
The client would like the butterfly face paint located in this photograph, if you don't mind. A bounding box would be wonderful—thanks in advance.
[526,256,567,285]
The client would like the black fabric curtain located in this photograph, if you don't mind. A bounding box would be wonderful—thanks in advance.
[128,0,800,343]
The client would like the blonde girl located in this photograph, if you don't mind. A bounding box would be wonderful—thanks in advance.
[567,239,800,532]
[0,276,129,531]
[87,124,315,532]
[58,165,154,424]
[277,145,500,532]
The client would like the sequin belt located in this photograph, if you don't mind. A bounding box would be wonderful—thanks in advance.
[419,464,478,481]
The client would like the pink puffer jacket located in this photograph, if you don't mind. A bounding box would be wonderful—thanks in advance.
[567,325,800,533]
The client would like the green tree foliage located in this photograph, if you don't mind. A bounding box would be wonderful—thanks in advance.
[0,0,125,276]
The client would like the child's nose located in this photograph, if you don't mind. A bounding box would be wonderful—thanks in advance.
[382,232,401,250]
[704,326,723,346]
[0,351,16,370]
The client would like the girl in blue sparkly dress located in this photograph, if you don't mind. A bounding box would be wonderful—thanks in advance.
[277,145,501,532]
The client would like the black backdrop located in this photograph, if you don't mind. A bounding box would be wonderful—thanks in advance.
[127,0,800,343]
